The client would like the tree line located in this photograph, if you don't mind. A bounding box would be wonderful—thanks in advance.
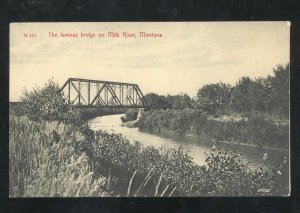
[144,64,289,119]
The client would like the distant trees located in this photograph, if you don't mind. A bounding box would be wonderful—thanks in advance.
[138,63,289,150]
[145,64,289,118]
[196,83,232,115]
[269,64,289,117]
[144,93,171,109]
[144,93,192,110]
[165,94,193,109]
[196,63,289,118]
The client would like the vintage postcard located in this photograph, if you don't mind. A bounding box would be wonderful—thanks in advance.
[9,22,290,197]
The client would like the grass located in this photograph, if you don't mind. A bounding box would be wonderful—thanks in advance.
[138,109,289,149]
[9,115,108,197]
[90,130,288,196]
[9,113,289,197]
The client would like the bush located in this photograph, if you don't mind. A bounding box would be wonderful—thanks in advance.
[138,109,289,149]
[19,79,83,126]
[202,148,285,196]
[80,108,125,121]
[121,109,138,122]
[87,130,287,196]
[9,111,288,196]
[9,115,108,197]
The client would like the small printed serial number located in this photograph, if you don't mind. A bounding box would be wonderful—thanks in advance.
[24,33,37,38]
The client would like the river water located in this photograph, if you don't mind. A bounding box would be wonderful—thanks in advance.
[88,114,289,168]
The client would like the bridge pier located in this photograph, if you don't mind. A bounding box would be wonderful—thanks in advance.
[137,108,145,120]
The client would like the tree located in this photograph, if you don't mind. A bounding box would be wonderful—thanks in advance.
[144,93,171,109]
[165,93,192,110]
[20,79,82,126]
[196,82,232,115]
[229,77,253,113]
[250,78,272,113]
[269,64,289,117]
[229,64,289,117]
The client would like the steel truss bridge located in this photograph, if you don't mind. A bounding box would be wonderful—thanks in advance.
[60,78,148,108]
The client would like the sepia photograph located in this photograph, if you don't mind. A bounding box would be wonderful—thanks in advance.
[9,22,290,197]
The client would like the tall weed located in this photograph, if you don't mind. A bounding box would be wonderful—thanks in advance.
[9,115,108,197]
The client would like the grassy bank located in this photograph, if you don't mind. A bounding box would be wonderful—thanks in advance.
[138,109,289,150]
[9,115,109,197]
[9,112,289,196]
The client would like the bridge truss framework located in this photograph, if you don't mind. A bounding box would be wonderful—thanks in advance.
[60,78,148,108]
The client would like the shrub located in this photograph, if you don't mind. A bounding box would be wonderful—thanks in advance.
[138,109,289,149]
[9,115,108,197]
[80,108,125,121]
[202,148,284,196]
[87,130,287,196]
[19,79,83,126]
[121,109,138,122]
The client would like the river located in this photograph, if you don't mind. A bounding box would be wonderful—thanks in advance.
[88,114,289,168]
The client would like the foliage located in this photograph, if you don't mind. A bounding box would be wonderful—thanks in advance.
[19,79,83,126]
[88,130,287,196]
[144,93,172,109]
[196,82,232,115]
[165,93,193,109]
[79,107,125,121]
[9,73,289,197]
[194,64,289,118]
[142,64,289,119]
[269,64,289,117]
[144,93,193,110]
[202,148,287,196]
[9,115,108,197]
[9,113,288,197]
[138,109,289,149]
[121,109,138,122]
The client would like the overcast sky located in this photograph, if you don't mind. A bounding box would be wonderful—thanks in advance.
[10,22,290,101]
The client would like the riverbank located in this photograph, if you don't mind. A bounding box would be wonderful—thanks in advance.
[10,112,289,196]
[139,127,289,152]
[137,109,289,150]
[121,119,138,128]
[79,107,126,121]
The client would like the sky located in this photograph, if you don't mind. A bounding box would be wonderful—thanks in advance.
[10,22,290,101]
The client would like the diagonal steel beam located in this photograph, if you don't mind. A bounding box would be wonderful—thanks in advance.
[71,94,79,104]
[134,85,148,107]
[97,96,106,106]
[124,87,134,105]
[90,83,106,106]
[60,78,71,91]
[106,83,121,106]
[70,81,87,105]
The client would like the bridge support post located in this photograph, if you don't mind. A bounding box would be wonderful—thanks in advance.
[78,81,81,106]
[88,81,90,106]
[68,81,70,103]
[137,108,145,120]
